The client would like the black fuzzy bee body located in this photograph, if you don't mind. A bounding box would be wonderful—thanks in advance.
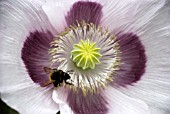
[43,67,73,87]
[51,69,73,87]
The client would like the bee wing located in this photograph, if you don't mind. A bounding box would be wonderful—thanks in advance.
[43,67,52,74]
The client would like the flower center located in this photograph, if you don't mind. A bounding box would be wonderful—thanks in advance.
[49,21,121,95]
[71,39,102,70]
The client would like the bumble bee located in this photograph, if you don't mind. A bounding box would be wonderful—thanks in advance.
[42,67,74,87]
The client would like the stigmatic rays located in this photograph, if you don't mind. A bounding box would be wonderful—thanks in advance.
[49,21,121,95]
[71,39,102,70]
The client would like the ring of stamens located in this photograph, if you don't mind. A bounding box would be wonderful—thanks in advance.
[49,21,121,95]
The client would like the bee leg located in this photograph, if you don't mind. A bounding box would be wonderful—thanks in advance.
[53,82,59,87]
[66,82,73,85]
[65,80,73,85]
[41,80,54,87]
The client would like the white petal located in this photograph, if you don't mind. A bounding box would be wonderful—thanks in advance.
[52,88,74,114]
[0,0,58,113]
[100,0,166,34]
[41,0,79,32]
[102,86,151,114]
[0,64,59,114]
[1,84,59,114]
[0,0,57,40]
[118,1,170,111]
[41,0,104,32]
[150,107,170,114]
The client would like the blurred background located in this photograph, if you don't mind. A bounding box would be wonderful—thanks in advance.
[0,98,60,114]
[0,99,19,114]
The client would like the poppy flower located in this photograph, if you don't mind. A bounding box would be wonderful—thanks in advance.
[0,0,170,114]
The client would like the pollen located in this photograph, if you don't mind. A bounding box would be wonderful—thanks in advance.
[71,39,102,70]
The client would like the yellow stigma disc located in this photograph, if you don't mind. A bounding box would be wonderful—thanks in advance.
[71,39,102,70]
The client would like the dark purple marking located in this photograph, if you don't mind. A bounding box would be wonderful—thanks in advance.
[113,33,146,87]
[65,1,102,26]
[21,31,54,86]
[67,90,108,114]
